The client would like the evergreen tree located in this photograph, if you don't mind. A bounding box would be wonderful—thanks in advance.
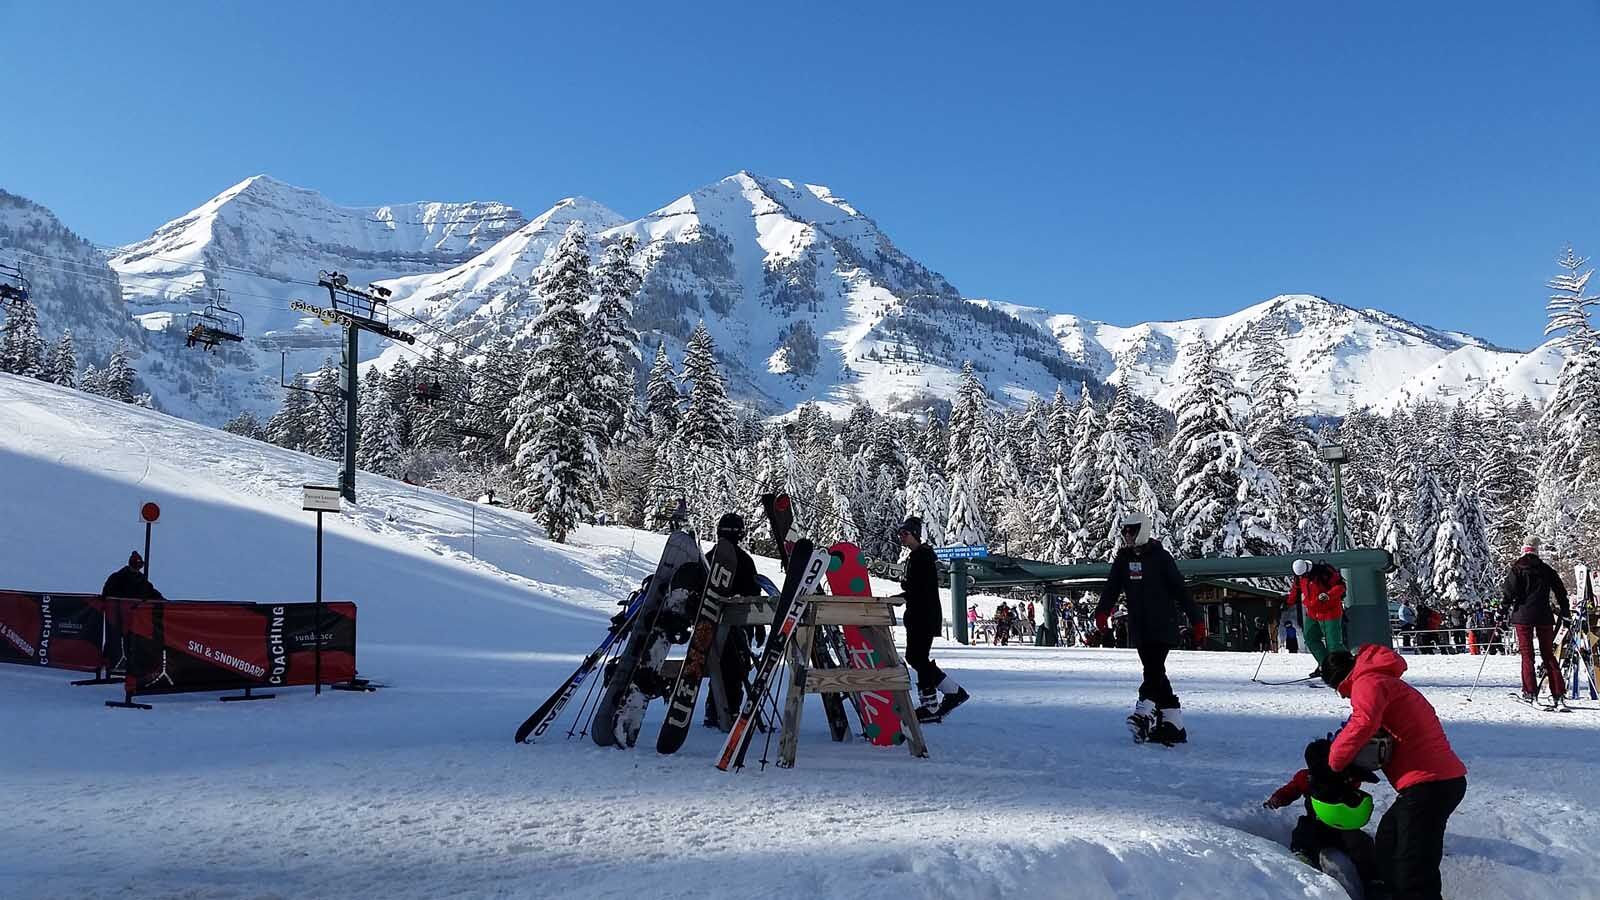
[1534,244,1600,560]
[78,363,103,397]
[304,358,344,461]
[0,293,45,378]
[903,455,950,548]
[1065,383,1104,533]
[1246,321,1329,550]
[945,361,993,540]
[680,322,733,452]
[643,343,683,441]
[506,224,600,542]
[101,340,137,403]
[267,384,313,451]
[1431,482,1493,609]
[385,356,417,452]
[944,470,986,547]
[586,235,641,455]
[677,322,736,535]
[43,329,76,387]
[357,374,404,477]
[1090,381,1166,558]
[1168,338,1287,558]
[222,411,267,441]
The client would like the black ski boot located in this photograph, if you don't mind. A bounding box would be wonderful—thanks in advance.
[1149,707,1187,746]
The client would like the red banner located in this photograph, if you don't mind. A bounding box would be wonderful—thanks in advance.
[120,600,357,695]
[0,591,108,672]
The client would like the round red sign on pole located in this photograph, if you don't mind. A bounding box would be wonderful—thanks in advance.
[140,502,161,523]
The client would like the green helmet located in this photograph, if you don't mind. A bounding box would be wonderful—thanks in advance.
[1309,790,1374,831]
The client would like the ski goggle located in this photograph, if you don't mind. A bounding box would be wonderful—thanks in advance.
[1309,792,1374,831]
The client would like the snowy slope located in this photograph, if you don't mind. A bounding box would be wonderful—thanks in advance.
[101,175,527,423]
[3,372,1599,900]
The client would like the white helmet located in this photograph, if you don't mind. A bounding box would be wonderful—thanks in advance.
[1118,511,1151,546]
[1292,559,1312,576]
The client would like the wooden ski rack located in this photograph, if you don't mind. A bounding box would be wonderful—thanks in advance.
[709,594,929,768]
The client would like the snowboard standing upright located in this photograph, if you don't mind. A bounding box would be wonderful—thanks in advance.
[760,492,855,740]
[716,539,830,771]
[656,540,741,754]
[592,531,708,749]
[825,541,905,747]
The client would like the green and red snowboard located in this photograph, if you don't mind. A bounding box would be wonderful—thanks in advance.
[825,542,905,747]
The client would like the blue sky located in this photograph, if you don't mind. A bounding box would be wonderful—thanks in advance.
[3,1,1597,348]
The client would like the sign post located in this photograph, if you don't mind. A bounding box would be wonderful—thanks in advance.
[140,502,160,579]
[934,547,986,646]
[303,486,342,695]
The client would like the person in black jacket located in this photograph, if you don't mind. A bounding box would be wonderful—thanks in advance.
[705,513,762,728]
[1501,536,1569,706]
[894,516,969,722]
[1094,512,1204,745]
[101,551,165,600]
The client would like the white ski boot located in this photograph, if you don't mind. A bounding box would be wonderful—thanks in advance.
[1127,699,1156,743]
[1150,707,1187,746]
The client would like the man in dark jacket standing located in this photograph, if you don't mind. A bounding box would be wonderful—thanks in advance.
[704,513,763,728]
[1501,536,1569,706]
[1095,512,1204,745]
[895,516,969,722]
[102,551,165,600]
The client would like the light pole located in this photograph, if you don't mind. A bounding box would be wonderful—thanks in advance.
[1320,443,1351,551]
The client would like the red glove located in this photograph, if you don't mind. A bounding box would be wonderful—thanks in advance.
[1191,619,1207,647]
[1095,611,1110,632]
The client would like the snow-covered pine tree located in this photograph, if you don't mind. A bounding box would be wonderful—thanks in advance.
[903,454,950,548]
[644,343,682,442]
[43,328,76,387]
[357,374,404,477]
[1533,244,1600,561]
[585,234,641,457]
[1476,387,1536,562]
[1089,381,1166,558]
[411,348,465,453]
[1168,338,1288,559]
[100,340,138,403]
[0,293,45,378]
[385,356,417,452]
[678,321,736,535]
[1029,461,1084,563]
[1431,481,1493,610]
[1406,463,1447,600]
[77,363,103,397]
[1046,385,1073,465]
[945,361,993,542]
[1066,383,1104,533]
[944,469,987,547]
[505,224,600,543]
[304,358,344,461]
[266,383,312,452]
[460,338,521,468]
[1246,320,1330,551]
[222,411,266,441]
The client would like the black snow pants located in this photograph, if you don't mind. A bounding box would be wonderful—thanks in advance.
[1136,644,1179,708]
[710,629,751,727]
[1377,776,1466,900]
[1292,815,1380,886]
[904,626,946,693]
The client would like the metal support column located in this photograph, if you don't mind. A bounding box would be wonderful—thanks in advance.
[951,560,969,645]
[341,323,359,503]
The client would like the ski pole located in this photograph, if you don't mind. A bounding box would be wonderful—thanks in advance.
[1250,647,1268,684]
[1464,639,1492,703]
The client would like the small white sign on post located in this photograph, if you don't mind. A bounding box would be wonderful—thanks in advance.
[302,485,342,513]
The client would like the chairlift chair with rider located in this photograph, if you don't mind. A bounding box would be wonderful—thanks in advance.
[184,290,246,351]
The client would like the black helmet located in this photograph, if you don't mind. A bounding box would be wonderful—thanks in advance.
[717,512,746,542]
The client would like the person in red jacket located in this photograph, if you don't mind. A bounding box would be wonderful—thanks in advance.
[1265,737,1381,893]
[1287,559,1347,679]
[1321,647,1468,900]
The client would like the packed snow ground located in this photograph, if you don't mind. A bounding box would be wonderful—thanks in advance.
[1,374,1596,900]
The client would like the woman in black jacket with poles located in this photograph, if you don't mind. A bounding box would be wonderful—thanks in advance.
[1502,536,1569,707]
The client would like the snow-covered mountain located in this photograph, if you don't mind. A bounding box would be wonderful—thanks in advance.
[0,190,146,364]
[3,171,1564,425]
[985,293,1557,415]
[95,175,528,422]
[382,171,1098,414]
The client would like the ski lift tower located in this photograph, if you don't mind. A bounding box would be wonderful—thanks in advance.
[1320,443,1351,551]
[293,272,416,503]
